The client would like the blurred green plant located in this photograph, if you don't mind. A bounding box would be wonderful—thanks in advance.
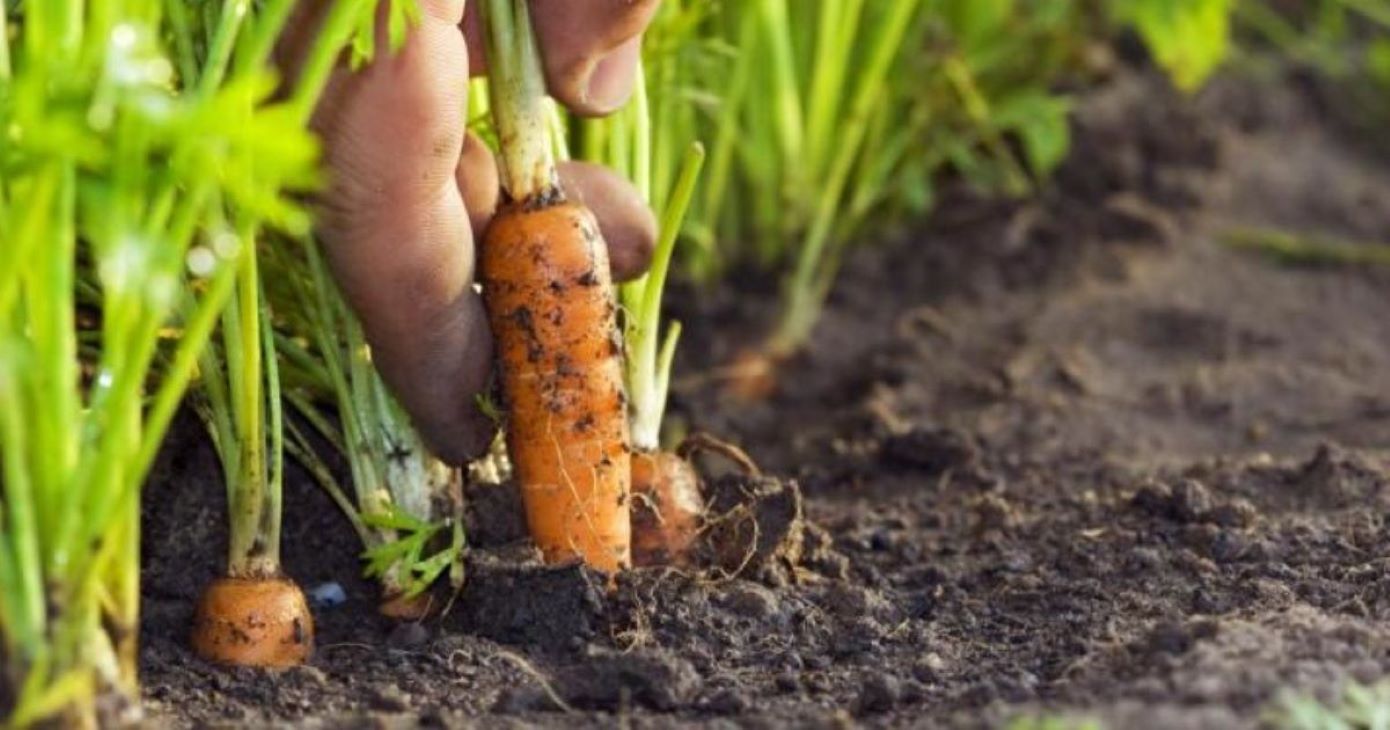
[653,0,1086,368]
[0,0,407,725]
[1116,0,1236,91]
[1007,715,1105,730]
[1237,0,1390,154]
[1271,681,1390,729]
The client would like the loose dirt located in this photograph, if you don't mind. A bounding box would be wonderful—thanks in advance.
[140,65,1390,728]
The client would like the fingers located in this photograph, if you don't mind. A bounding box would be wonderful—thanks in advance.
[463,0,659,116]
[310,0,496,463]
[460,152,658,283]
[559,161,656,282]
[458,132,500,234]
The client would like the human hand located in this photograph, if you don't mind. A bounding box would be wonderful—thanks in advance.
[279,0,659,464]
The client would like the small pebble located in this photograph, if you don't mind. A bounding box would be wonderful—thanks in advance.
[721,582,780,620]
[1207,498,1257,528]
[370,683,410,712]
[387,622,431,649]
[855,673,901,715]
[703,688,750,715]
[1171,479,1212,522]
[307,582,347,609]
[913,652,947,682]
[286,664,329,687]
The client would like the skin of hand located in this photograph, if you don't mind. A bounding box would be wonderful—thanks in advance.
[280,0,661,464]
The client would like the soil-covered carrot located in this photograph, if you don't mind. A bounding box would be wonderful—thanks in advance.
[191,217,313,667]
[479,0,632,573]
[631,450,703,566]
[630,434,758,566]
[192,577,314,668]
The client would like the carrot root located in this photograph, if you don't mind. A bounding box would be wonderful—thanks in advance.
[191,576,313,668]
[631,450,705,567]
[481,200,633,574]
[723,348,785,402]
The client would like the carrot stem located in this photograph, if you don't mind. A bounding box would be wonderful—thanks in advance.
[480,0,558,201]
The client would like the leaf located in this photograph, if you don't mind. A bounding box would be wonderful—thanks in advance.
[352,0,423,68]
[1368,39,1390,87]
[361,505,431,532]
[1120,0,1234,92]
[940,0,1016,52]
[992,91,1072,177]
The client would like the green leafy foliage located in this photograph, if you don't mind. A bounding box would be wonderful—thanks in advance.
[360,506,461,599]
[1117,0,1235,91]
[651,0,1088,355]
[0,0,414,724]
[351,0,420,67]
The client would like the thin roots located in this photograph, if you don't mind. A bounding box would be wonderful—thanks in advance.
[496,649,575,713]
[545,415,614,568]
[677,432,761,477]
[694,497,761,586]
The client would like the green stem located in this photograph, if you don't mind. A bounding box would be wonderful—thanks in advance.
[481,0,558,200]
[135,260,240,483]
[0,362,46,663]
[226,228,274,578]
[804,0,863,181]
[236,0,299,79]
[628,143,705,450]
[758,0,804,166]
[771,0,918,356]
[699,9,757,255]
[632,66,653,203]
[283,421,372,545]
[198,0,250,97]
[261,274,285,574]
[0,7,12,80]
[288,0,373,123]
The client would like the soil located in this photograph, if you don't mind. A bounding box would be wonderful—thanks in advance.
[139,64,1390,729]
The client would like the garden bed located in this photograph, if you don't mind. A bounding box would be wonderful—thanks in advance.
[140,66,1390,728]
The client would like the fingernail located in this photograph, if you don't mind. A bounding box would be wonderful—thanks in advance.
[580,37,643,115]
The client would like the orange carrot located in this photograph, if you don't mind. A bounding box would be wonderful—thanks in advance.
[191,577,313,668]
[481,202,633,572]
[478,0,633,572]
[725,349,784,402]
[630,450,703,567]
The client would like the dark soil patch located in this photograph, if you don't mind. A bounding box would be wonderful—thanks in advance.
[141,66,1390,729]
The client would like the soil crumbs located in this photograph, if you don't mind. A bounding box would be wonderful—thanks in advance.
[141,68,1390,729]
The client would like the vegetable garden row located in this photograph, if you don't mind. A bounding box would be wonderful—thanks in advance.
[5,0,1390,726]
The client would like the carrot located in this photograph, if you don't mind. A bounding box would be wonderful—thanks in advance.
[725,349,785,402]
[479,0,632,573]
[191,577,313,668]
[481,203,633,571]
[628,434,760,567]
[630,450,703,567]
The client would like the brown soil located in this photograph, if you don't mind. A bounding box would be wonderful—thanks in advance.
[140,67,1390,728]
